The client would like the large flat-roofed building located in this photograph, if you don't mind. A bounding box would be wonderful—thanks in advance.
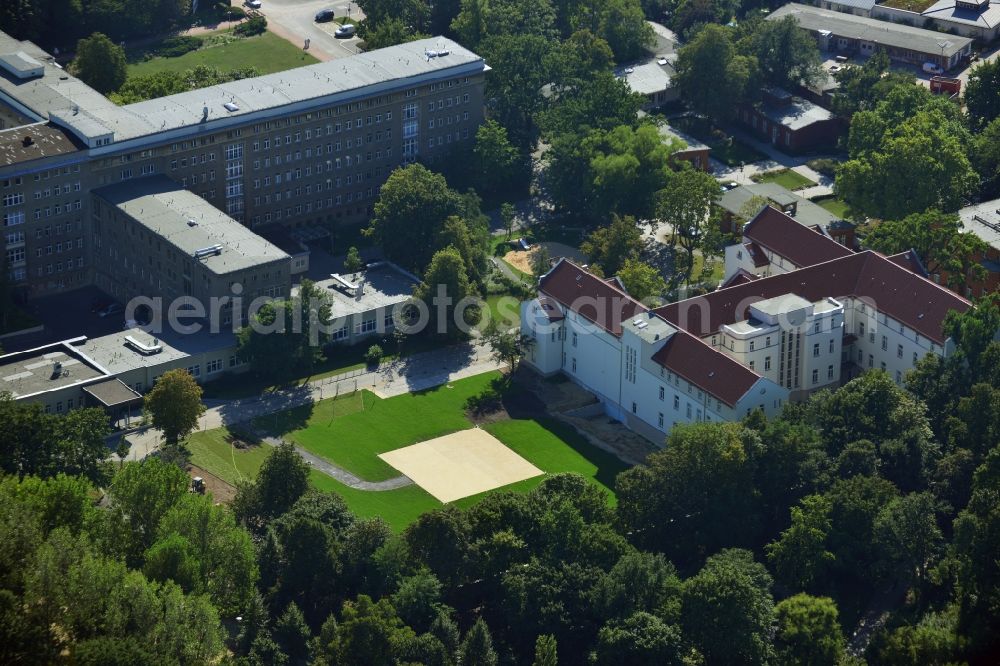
[771,3,974,71]
[91,176,291,322]
[0,29,487,300]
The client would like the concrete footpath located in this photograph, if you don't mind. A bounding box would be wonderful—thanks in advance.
[124,339,504,489]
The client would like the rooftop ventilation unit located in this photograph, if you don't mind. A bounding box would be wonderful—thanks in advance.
[187,219,198,227]
[50,361,63,379]
[193,244,223,259]
[223,102,239,112]
[125,335,162,355]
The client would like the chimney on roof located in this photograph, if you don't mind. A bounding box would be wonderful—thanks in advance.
[22,135,33,147]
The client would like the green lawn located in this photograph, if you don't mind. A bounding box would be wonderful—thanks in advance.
[190,373,632,532]
[309,415,629,531]
[752,169,816,191]
[187,427,270,486]
[880,0,936,10]
[128,31,318,77]
[814,196,851,219]
[480,294,522,331]
[257,373,501,481]
[483,418,627,504]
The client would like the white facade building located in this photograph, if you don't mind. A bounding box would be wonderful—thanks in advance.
[523,207,974,443]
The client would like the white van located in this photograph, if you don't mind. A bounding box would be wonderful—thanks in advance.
[922,62,944,75]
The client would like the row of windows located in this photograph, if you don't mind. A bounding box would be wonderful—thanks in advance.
[31,257,85,274]
[34,239,83,255]
[32,182,82,199]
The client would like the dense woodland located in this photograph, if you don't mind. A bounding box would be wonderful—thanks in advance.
[1,297,999,664]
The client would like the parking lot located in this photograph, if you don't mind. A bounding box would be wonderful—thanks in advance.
[253,0,364,61]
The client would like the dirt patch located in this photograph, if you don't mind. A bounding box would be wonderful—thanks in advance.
[188,465,237,504]
[503,248,535,274]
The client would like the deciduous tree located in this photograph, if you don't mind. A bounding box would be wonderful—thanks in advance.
[674,24,758,121]
[580,214,644,277]
[143,368,205,447]
[964,58,1000,129]
[71,32,126,94]
[773,594,845,666]
[681,548,775,665]
[863,210,987,292]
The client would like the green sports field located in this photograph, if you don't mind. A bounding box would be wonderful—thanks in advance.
[190,373,629,531]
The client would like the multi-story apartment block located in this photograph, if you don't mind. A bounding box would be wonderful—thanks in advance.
[523,207,975,443]
[1,29,486,300]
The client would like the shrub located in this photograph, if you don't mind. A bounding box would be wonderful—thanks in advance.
[154,35,202,58]
[222,5,247,21]
[235,16,267,37]
[365,344,383,366]
[806,158,839,178]
[465,385,503,414]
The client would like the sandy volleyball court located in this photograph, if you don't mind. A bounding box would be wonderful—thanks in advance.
[378,428,543,502]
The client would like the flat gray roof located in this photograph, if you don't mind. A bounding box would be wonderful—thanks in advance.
[0,31,485,149]
[770,3,973,57]
[752,293,814,316]
[0,31,137,139]
[959,198,1000,249]
[314,261,419,320]
[83,378,142,407]
[761,90,834,130]
[719,182,842,227]
[93,175,290,275]
[113,37,483,142]
[0,342,107,399]
[617,59,673,96]
[827,0,877,10]
[923,0,1000,29]
[77,327,238,376]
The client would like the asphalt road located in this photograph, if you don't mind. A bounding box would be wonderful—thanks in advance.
[255,0,365,61]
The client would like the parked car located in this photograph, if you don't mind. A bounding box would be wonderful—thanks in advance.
[90,296,113,313]
[517,237,532,251]
[314,8,335,22]
[245,0,261,8]
[97,303,123,318]
[334,24,357,38]
[922,62,944,75]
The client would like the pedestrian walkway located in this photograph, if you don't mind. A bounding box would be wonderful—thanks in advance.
[124,339,505,487]
[258,434,414,491]
[709,126,839,199]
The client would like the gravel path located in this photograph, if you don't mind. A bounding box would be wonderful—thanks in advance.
[259,435,414,490]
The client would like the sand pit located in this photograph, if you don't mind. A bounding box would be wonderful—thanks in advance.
[378,428,543,502]
[503,249,535,274]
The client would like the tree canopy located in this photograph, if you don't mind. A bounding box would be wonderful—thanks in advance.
[71,32,127,94]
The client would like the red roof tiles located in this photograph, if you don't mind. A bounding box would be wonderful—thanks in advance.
[656,251,970,344]
[745,206,853,268]
[651,330,761,407]
[538,259,646,337]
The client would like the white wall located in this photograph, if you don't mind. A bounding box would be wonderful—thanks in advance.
[844,297,947,384]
